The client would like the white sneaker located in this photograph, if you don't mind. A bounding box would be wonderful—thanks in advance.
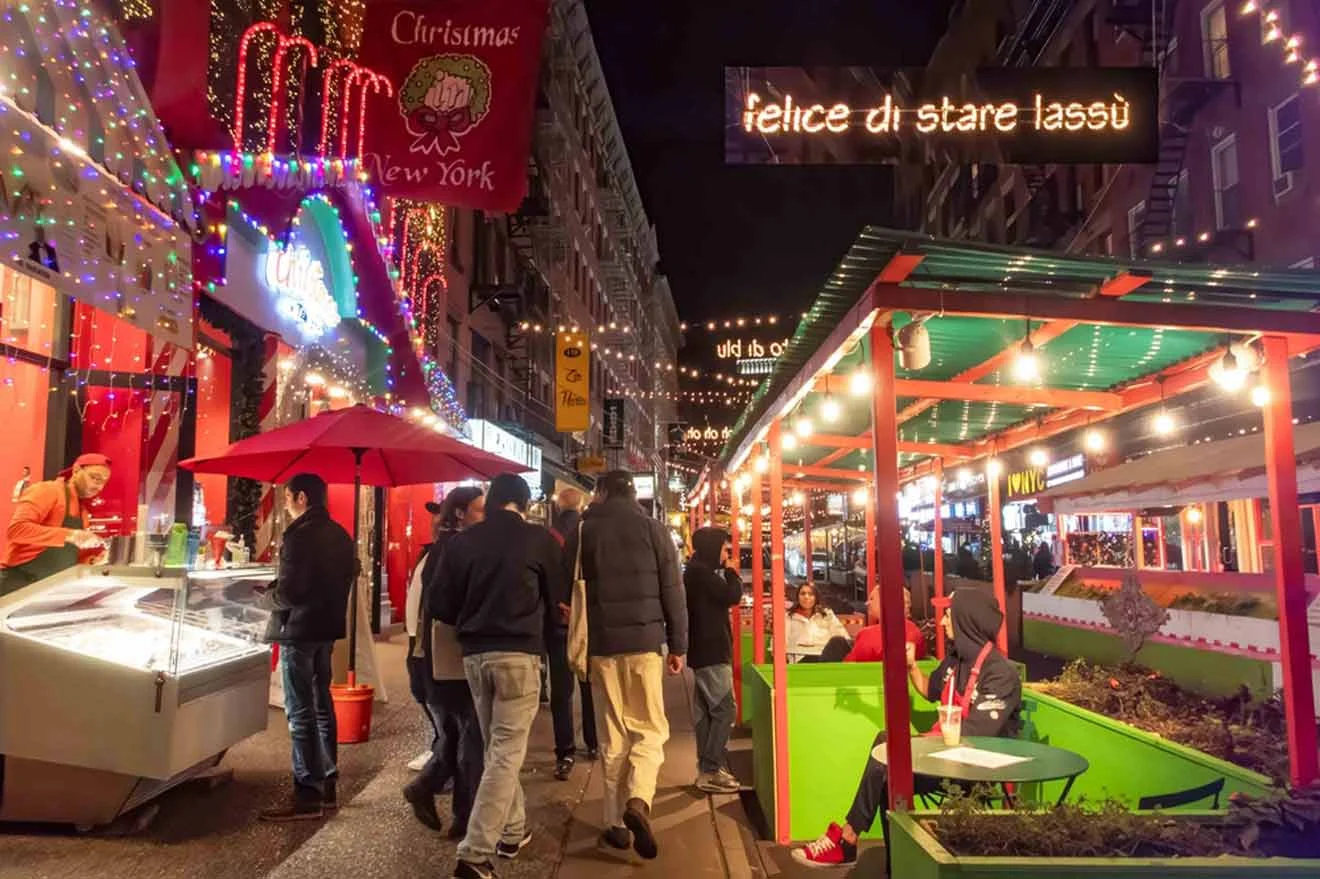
[696,770,741,794]
[407,751,431,772]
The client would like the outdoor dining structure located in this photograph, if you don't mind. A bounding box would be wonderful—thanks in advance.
[691,228,1320,845]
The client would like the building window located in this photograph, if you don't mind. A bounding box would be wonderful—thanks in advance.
[1210,133,1241,229]
[1172,170,1193,237]
[1127,200,1147,257]
[1268,94,1303,198]
[1201,0,1231,80]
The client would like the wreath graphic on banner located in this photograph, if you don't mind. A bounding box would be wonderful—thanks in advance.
[398,54,493,156]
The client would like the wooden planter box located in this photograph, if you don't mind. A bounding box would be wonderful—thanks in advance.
[889,812,1320,879]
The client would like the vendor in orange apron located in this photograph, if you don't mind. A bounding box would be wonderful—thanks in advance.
[791,589,1024,869]
[0,454,111,596]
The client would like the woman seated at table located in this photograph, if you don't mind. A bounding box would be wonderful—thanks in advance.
[791,589,1021,869]
[786,583,849,663]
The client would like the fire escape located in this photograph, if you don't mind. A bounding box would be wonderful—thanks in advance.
[1110,0,1241,259]
[997,0,1079,247]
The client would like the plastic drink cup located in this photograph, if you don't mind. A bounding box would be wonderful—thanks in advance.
[938,705,962,746]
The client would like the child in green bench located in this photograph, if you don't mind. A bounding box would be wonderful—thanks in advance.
[792,589,1022,869]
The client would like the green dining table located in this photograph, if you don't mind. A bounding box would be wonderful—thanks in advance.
[909,735,1090,805]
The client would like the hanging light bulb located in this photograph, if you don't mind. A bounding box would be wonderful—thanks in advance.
[1153,410,1176,436]
[795,417,814,438]
[791,491,805,505]
[1186,506,1203,525]
[986,458,1004,477]
[1251,384,1271,407]
[754,455,769,474]
[852,486,869,506]
[821,396,842,422]
[1028,448,1049,468]
[782,432,799,451]
[1083,429,1106,453]
[1012,337,1040,383]
[1210,346,1247,392]
[849,369,872,396]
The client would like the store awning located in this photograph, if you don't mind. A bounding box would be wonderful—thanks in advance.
[1035,421,1320,514]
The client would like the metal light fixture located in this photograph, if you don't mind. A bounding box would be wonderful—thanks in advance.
[896,315,932,371]
[1210,346,1247,392]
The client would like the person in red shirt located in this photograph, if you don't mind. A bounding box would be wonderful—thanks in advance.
[843,585,927,663]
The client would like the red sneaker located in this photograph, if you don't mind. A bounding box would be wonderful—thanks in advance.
[791,823,857,867]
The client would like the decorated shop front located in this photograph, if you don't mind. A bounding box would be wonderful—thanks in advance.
[0,0,196,546]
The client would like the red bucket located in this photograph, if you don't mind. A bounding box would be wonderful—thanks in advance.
[330,683,375,744]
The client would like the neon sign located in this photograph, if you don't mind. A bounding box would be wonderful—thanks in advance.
[716,338,789,359]
[742,92,1131,136]
[263,245,341,338]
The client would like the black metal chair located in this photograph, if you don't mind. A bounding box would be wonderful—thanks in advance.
[1137,777,1225,811]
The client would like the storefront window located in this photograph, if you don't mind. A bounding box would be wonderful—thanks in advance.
[0,265,59,529]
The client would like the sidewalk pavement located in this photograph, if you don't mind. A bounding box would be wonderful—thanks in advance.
[0,637,770,879]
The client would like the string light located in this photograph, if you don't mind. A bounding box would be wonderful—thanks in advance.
[1237,2,1319,88]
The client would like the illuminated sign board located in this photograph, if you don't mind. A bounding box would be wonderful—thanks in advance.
[685,425,734,442]
[716,338,790,359]
[1047,453,1087,488]
[726,66,1158,166]
[634,475,655,501]
[1005,467,1047,500]
[263,245,340,339]
[468,419,543,499]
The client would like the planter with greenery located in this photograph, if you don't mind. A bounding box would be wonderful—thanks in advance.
[889,785,1320,879]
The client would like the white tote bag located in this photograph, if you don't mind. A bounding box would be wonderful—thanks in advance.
[567,522,590,681]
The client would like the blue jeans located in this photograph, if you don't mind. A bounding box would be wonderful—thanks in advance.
[417,680,484,827]
[457,652,542,864]
[280,641,337,800]
[692,664,736,773]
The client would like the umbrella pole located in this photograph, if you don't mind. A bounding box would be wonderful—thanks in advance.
[347,447,365,687]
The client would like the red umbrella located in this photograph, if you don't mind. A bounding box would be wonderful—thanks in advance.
[179,405,529,678]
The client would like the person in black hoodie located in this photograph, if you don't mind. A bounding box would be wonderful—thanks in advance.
[436,474,566,879]
[258,473,356,822]
[547,487,598,781]
[685,527,743,795]
[792,589,1021,869]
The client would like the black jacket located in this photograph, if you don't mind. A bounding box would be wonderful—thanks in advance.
[924,589,1022,737]
[551,508,582,544]
[565,496,688,658]
[433,509,565,657]
[684,531,742,669]
[263,506,356,644]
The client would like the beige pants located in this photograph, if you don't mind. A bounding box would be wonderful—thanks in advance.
[590,652,670,829]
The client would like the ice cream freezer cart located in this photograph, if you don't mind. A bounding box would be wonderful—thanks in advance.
[0,564,276,826]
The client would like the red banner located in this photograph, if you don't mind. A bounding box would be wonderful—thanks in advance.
[358,0,550,211]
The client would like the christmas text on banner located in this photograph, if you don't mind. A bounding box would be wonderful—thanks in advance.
[358,0,551,210]
[555,330,590,433]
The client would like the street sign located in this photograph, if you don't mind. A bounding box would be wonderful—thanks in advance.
[603,397,625,449]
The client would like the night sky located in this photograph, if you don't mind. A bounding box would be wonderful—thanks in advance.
[583,1,954,328]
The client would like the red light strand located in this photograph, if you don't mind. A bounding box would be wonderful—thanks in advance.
[267,35,319,155]
[320,58,360,156]
[234,22,280,151]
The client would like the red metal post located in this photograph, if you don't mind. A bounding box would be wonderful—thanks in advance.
[868,322,914,809]
[730,484,744,724]
[752,464,766,665]
[933,458,947,659]
[768,420,792,842]
[1261,335,1318,787]
[865,492,877,621]
[710,469,720,527]
[987,463,1008,654]
[803,496,813,587]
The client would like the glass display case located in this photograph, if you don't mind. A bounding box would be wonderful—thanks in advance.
[3,566,273,675]
[0,565,277,826]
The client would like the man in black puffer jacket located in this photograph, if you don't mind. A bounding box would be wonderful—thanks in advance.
[564,471,687,860]
[259,473,356,822]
